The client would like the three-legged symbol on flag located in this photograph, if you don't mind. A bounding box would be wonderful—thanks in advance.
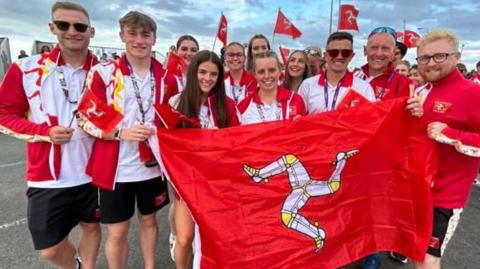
[243,149,359,252]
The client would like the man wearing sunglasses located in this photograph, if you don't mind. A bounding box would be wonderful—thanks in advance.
[298,32,375,115]
[355,26,412,101]
[0,2,99,269]
[413,30,480,269]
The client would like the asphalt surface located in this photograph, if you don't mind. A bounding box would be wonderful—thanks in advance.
[1,133,479,269]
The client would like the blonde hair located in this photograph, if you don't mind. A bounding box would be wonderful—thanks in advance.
[417,29,459,52]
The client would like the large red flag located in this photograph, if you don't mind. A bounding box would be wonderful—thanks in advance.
[404,30,421,48]
[337,88,371,109]
[156,98,436,268]
[274,10,302,39]
[338,4,360,31]
[166,52,186,77]
[153,103,200,129]
[77,89,123,134]
[216,14,228,46]
[279,45,290,65]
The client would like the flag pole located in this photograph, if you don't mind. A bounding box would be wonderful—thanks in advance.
[212,38,217,52]
[272,8,280,49]
[337,0,342,31]
[212,12,222,52]
[329,0,333,34]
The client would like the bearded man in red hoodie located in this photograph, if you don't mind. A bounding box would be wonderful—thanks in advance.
[414,29,480,269]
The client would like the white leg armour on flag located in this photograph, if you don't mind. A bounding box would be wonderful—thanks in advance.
[243,150,358,252]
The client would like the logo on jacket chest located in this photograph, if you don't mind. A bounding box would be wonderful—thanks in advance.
[374,86,390,99]
[432,101,452,114]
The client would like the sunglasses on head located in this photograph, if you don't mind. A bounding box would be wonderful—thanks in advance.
[304,49,322,57]
[53,20,89,33]
[326,49,353,58]
[368,26,396,39]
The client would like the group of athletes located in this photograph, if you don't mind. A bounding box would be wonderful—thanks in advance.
[0,1,479,269]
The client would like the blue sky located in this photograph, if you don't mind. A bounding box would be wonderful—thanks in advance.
[0,0,479,70]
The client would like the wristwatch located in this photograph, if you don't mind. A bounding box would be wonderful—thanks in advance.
[114,128,122,140]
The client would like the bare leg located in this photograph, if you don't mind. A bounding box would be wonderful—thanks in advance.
[138,213,158,269]
[173,199,194,269]
[105,220,130,269]
[39,237,76,269]
[77,222,101,269]
[413,254,441,269]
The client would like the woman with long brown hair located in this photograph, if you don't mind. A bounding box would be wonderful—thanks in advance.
[169,50,239,269]
[175,35,199,91]
[282,50,309,92]
[246,34,271,73]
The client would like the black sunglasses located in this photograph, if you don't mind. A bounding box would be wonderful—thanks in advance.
[326,49,353,58]
[53,20,89,33]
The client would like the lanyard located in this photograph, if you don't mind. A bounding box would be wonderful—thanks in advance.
[324,75,344,111]
[256,101,282,122]
[376,70,395,100]
[231,85,244,104]
[199,98,214,128]
[55,53,94,105]
[57,68,79,104]
[126,60,155,123]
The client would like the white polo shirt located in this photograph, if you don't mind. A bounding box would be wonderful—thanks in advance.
[116,72,162,183]
[28,64,94,188]
[298,71,376,115]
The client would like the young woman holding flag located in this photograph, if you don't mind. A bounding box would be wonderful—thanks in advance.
[238,50,306,124]
[169,50,239,269]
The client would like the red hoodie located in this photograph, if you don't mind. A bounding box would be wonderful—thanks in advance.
[423,69,480,208]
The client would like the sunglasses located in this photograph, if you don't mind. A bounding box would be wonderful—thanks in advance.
[326,49,353,58]
[304,48,321,56]
[368,26,397,39]
[53,20,89,33]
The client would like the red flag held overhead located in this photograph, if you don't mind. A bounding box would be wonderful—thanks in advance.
[396,31,405,43]
[338,4,359,31]
[274,10,302,39]
[404,30,421,48]
[216,14,228,46]
[166,52,186,77]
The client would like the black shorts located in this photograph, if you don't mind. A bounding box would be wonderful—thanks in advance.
[26,183,100,250]
[427,207,463,257]
[99,176,169,224]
